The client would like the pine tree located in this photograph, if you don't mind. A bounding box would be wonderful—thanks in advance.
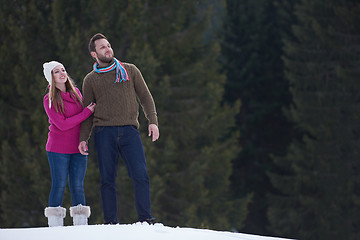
[268,0,360,239]
[221,0,296,234]
[0,0,55,227]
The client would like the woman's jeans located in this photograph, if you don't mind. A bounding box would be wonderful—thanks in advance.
[94,125,152,224]
[47,151,87,207]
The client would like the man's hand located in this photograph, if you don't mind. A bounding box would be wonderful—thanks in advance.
[78,141,88,155]
[148,124,159,142]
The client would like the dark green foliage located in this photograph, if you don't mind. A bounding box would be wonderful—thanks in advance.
[221,0,296,234]
[268,0,360,239]
[0,0,55,227]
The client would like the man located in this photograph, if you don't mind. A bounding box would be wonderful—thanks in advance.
[78,33,159,225]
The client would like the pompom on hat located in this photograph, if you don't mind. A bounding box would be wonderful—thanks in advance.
[43,61,64,108]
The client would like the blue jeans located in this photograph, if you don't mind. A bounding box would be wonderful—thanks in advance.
[94,125,152,223]
[47,151,87,207]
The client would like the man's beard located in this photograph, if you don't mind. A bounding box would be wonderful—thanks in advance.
[98,53,113,64]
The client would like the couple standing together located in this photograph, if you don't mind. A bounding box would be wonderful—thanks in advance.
[43,33,159,227]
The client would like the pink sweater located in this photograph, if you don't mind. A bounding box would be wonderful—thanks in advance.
[43,88,93,154]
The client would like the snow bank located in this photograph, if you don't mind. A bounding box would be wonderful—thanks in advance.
[0,222,293,240]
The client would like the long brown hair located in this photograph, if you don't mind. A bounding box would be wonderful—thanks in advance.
[49,73,83,114]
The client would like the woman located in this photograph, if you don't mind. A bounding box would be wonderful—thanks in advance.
[42,61,96,227]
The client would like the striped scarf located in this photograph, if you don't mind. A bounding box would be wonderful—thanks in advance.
[93,58,130,83]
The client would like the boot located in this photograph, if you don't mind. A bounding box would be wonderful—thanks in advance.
[44,206,66,227]
[69,204,91,225]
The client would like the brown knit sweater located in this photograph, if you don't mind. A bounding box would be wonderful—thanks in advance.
[79,62,158,142]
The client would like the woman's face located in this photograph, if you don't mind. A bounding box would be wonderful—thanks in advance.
[52,65,67,85]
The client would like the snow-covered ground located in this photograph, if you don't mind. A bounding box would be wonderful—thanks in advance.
[0,222,293,240]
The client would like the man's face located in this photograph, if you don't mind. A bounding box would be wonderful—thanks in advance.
[93,38,114,63]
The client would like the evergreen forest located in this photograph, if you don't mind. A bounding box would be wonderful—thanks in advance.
[0,1,359,239]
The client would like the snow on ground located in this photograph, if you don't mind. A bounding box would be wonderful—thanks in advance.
[0,222,293,240]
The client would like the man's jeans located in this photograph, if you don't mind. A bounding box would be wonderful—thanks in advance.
[94,125,152,224]
[47,152,87,207]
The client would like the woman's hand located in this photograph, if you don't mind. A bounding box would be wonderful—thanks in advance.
[86,102,96,113]
[78,141,88,155]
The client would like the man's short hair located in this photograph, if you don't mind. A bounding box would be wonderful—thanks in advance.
[88,33,107,53]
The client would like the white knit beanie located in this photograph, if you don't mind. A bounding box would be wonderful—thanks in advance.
[43,61,63,85]
[43,61,63,108]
